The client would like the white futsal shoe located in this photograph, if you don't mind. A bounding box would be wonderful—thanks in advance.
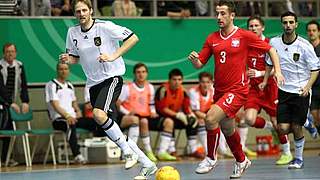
[124,150,138,169]
[134,163,158,180]
[195,156,218,174]
[230,157,251,179]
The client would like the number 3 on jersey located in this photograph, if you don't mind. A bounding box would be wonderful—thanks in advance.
[220,51,226,63]
[222,93,235,107]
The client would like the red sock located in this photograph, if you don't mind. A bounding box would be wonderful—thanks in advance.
[226,131,245,162]
[207,128,220,160]
[278,134,288,144]
[253,117,266,129]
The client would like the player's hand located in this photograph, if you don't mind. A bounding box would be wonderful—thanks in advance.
[273,72,285,87]
[188,51,199,62]
[67,116,77,125]
[187,114,198,128]
[59,53,70,64]
[258,81,267,91]
[10,103,21,113]
[21,103,29,114]
[175,112,188,125]
[299,86,311,97]
[97,53,116,62]
[247,68,263,78]
[150,112,159,118]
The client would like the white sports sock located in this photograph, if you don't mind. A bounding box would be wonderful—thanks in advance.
[187,136,198,153]
[238,127,248,149]
[168,138,176,153]
[281,141,291,155]
[101,118,130,155]
[264,121,274,130]
[198,126,207,153]
[219,131,228,153]
[141,135,152,152]
[127,138,153,167]
[158,132,172,154]
[128,124,139,143]
[294,137,305,161]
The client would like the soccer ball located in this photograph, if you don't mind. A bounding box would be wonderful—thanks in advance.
[155,166,180,180]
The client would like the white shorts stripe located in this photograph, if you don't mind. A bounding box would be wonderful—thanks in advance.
[104,77,119,112]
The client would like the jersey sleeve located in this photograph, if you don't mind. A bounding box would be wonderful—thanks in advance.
[149,84,156,113]
[189,88,200,111]
[245,30,271,54]
[45,82,58,103]
[65,28,79,57]
[304,43,320,71]
[118,84,129,102]
[84,86,90,103]
[265,38,276,66]
[198,35,213,65]
[103,21,134,41]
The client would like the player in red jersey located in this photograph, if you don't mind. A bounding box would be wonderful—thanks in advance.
[244,16,293,165]
[188,1,284,178]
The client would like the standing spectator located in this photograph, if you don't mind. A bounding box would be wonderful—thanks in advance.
[51,0,73,16]
[263,11,320,169]
[188,1,283,178]
[112,0,137,16]
[0,43,30,166]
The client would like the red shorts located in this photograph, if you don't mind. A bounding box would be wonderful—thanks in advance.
[214,87,248,119]
[244,81,278,117]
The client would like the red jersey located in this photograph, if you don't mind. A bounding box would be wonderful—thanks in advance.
[247,37,271,86]
[198,27,271,94]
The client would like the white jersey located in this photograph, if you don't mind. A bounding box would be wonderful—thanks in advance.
[84,85,90,103]
[45,79,77,120]
[266,35,320,94]
[118,82,156,115]
[189,85,214,111]
[66,19,133,87]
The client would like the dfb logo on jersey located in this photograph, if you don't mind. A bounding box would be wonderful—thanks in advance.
[231,38,240,47]
[293,53,300,62]
[94,37,102,47]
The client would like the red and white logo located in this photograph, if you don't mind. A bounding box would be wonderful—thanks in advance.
[231,38,240,47]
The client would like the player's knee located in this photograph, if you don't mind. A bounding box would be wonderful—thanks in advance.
[163,118,174,131]
[244,114,255,126]
[93,108,107,124]
[277,125,289,135]
[198,118,205,126]
[131,116,140,125]
[140,118,148,127]
[220,126,234,136]
[205,113,218,126]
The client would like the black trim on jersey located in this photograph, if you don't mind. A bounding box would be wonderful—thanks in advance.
[66,81,74,90]
[52,79,63,93]
[282,34,298,45]
[266,63,273,66]
[81,19,96,32]
[311,68,320,72]
[123,33,134,42]
[69,54,80,58]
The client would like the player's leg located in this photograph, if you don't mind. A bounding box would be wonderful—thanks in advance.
[197,118,207,154]
[140,117,157,162]
[121,115,140,143]
[185,120,205,159]
[157,117,176,161]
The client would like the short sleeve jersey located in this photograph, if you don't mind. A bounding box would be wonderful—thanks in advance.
[66,19,133,87]
[198,27,272,94]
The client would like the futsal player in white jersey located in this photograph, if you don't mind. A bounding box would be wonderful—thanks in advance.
[263,11,320,169]
[59,0,157,179]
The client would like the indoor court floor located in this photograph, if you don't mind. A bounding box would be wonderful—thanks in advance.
[1,155,320,180]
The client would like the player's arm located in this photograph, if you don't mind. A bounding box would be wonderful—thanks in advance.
[99,34,139,62]
[72,100,82,118]
[300,70,319,96]
[267,47,284,85]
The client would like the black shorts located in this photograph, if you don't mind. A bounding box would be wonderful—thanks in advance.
[277,89,310,126]
[89,76,123,121]
[310,88,320,110]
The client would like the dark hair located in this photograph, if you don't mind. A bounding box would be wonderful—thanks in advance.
[247,16,265,28]
[280,11,298,22]
[72,0,93,13]
[198,72,213,81]
[3,43,16,53]
[133,62,148,73]
[56,62,69,70]
[216,0,236,13]
[306,20,320,31]
[169,68,183,79]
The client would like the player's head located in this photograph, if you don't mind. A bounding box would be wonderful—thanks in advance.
[168,68,183,90]
[247,16,265,37]
[133,62,148,83]
[198,72,213,92]
[72,0,93,26]
[306,20,320,42]
[2,43,17,64]
[56,62,70,80]
[215,0,236,29]
[280,11,298,35]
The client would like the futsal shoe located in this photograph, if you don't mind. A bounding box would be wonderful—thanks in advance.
[134,163,158,180]
[195,156,218,174]
[244,147,257,157]
[288,158,304,169]
[157,152,177,161]
[230,157,251,179]
[145,151,158,162]
[276,153,293,165]
[74,154,87,164]
[124,151,138,169]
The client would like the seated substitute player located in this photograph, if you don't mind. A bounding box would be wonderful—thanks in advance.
[155,68,203,161]
[117,63,158,162]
